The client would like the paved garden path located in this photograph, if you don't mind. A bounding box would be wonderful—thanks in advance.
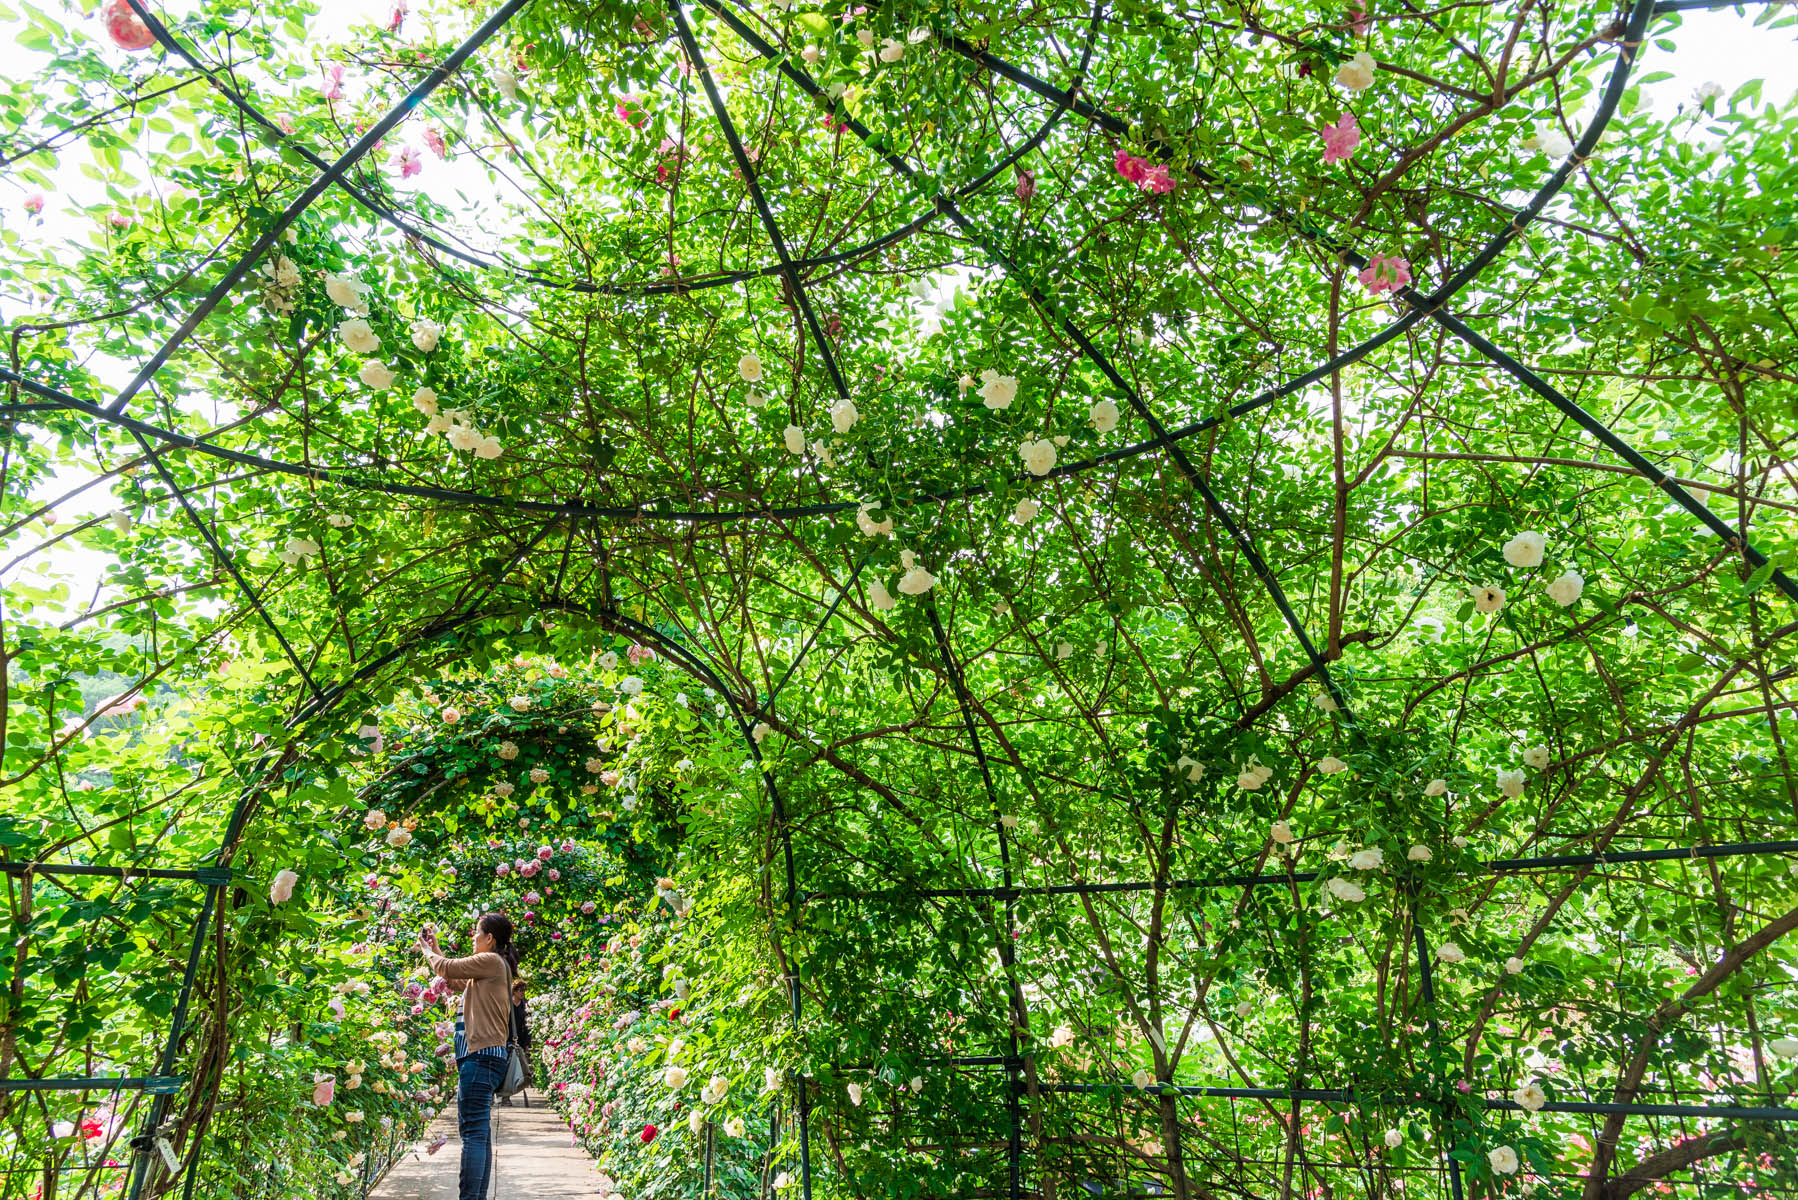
[370,1097,606,1200]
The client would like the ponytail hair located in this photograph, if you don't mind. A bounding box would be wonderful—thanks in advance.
[478,911,520,974]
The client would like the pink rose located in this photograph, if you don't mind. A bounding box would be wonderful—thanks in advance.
[102,0,155,50]
[496,863,511,877]
[547,869,561,881]
[1320,112,1360,164]
[537,846,553,861]
[23,193,44,216]
[312,1077,335,1106]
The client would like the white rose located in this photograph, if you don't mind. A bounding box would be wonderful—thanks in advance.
[529,767,549,784]
[1513,1082,1546,1112]
[1521,745,1551,770]
[909,1075,924,1093]
[868,580,897,611]
[1348,847,1384,871]
[846,1082,863,1105]
[325,274,368,313]
[1089,399,1119,433]
[1318,756,1347,774]
[1423,778,1448,797]
[498,741,519,760]
[1018,438,1057,476]
[877,37,903,62]
[1473,585,1506,613]
[688,1109,704,1134]
[1175,755,1204,782]
[1407,844,1432,862]
[1233,999,1254,1019]
[338,318,381,354]
[1236,770,1263,791]
[619,676,644,696]
[1524,127,1573,159]
[783,425,805,455]
[1546,570,1584,607]
[1384,1128,1403,1149]
[907,27,930,43]
[1487,1145,1520,1176]
[491,66,519,101]
[363,809,387,831]
[978,369,1018,410]
[1270,820,1293,845]
[1131,1068,1153,1090]
[1501,530,1546,568]
[724,1116,746,1137]
[1497,768,1525,798]
[474,435,503,460]
[738,353,764,382]
[1010,498,1040,526]
[327,513,351,528]
[508,695,531,712]
[1768,1037,1798,1058]
[897,549,937,595]
[1336,50,1375,91]
[855,28,873,48]
[663,1065,688,1088]
[855,502,894,539]
[447,424,481,452]
[284,535,320,559]
[410,318,442,352]
[385,827,412,848]
[1504,956,1525,975]
[1436,942,1465,964]
[752,722,772,744]
[597,651,620,672]
[830,397,860,434]
[1323,877,1364,903]
[358,361,396,390]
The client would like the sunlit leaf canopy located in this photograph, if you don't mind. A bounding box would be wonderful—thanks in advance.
[3,0,1798,1194]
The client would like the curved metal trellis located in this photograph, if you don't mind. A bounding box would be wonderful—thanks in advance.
[4,1,1796,1199]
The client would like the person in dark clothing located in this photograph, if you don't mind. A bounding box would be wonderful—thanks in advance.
[498,977,531,1107]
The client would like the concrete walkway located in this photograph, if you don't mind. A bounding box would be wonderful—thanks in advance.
[371,1097,607,1200]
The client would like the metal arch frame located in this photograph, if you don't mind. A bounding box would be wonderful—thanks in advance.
[7,0,1795,1197]
[120,0,1067,303]
[102,517,564,1200]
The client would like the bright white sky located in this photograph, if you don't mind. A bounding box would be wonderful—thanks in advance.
[2,4,1794,616]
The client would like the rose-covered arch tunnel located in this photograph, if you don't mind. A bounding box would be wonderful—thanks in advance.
[4,0,1798,1197]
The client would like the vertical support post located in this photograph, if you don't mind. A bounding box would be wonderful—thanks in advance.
[704,1117,714,1199]
[125,884,220,1200]
[924,605,1024,1200]
[1405,885,1466,1200]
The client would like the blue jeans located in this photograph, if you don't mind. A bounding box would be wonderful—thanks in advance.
[456,1050,507,1200]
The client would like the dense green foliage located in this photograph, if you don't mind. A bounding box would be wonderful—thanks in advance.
[3,0,1797,1196]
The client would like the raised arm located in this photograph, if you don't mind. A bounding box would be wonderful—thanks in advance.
[425,949,505,982]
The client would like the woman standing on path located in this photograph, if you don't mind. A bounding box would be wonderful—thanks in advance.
[416,912,519,1200]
